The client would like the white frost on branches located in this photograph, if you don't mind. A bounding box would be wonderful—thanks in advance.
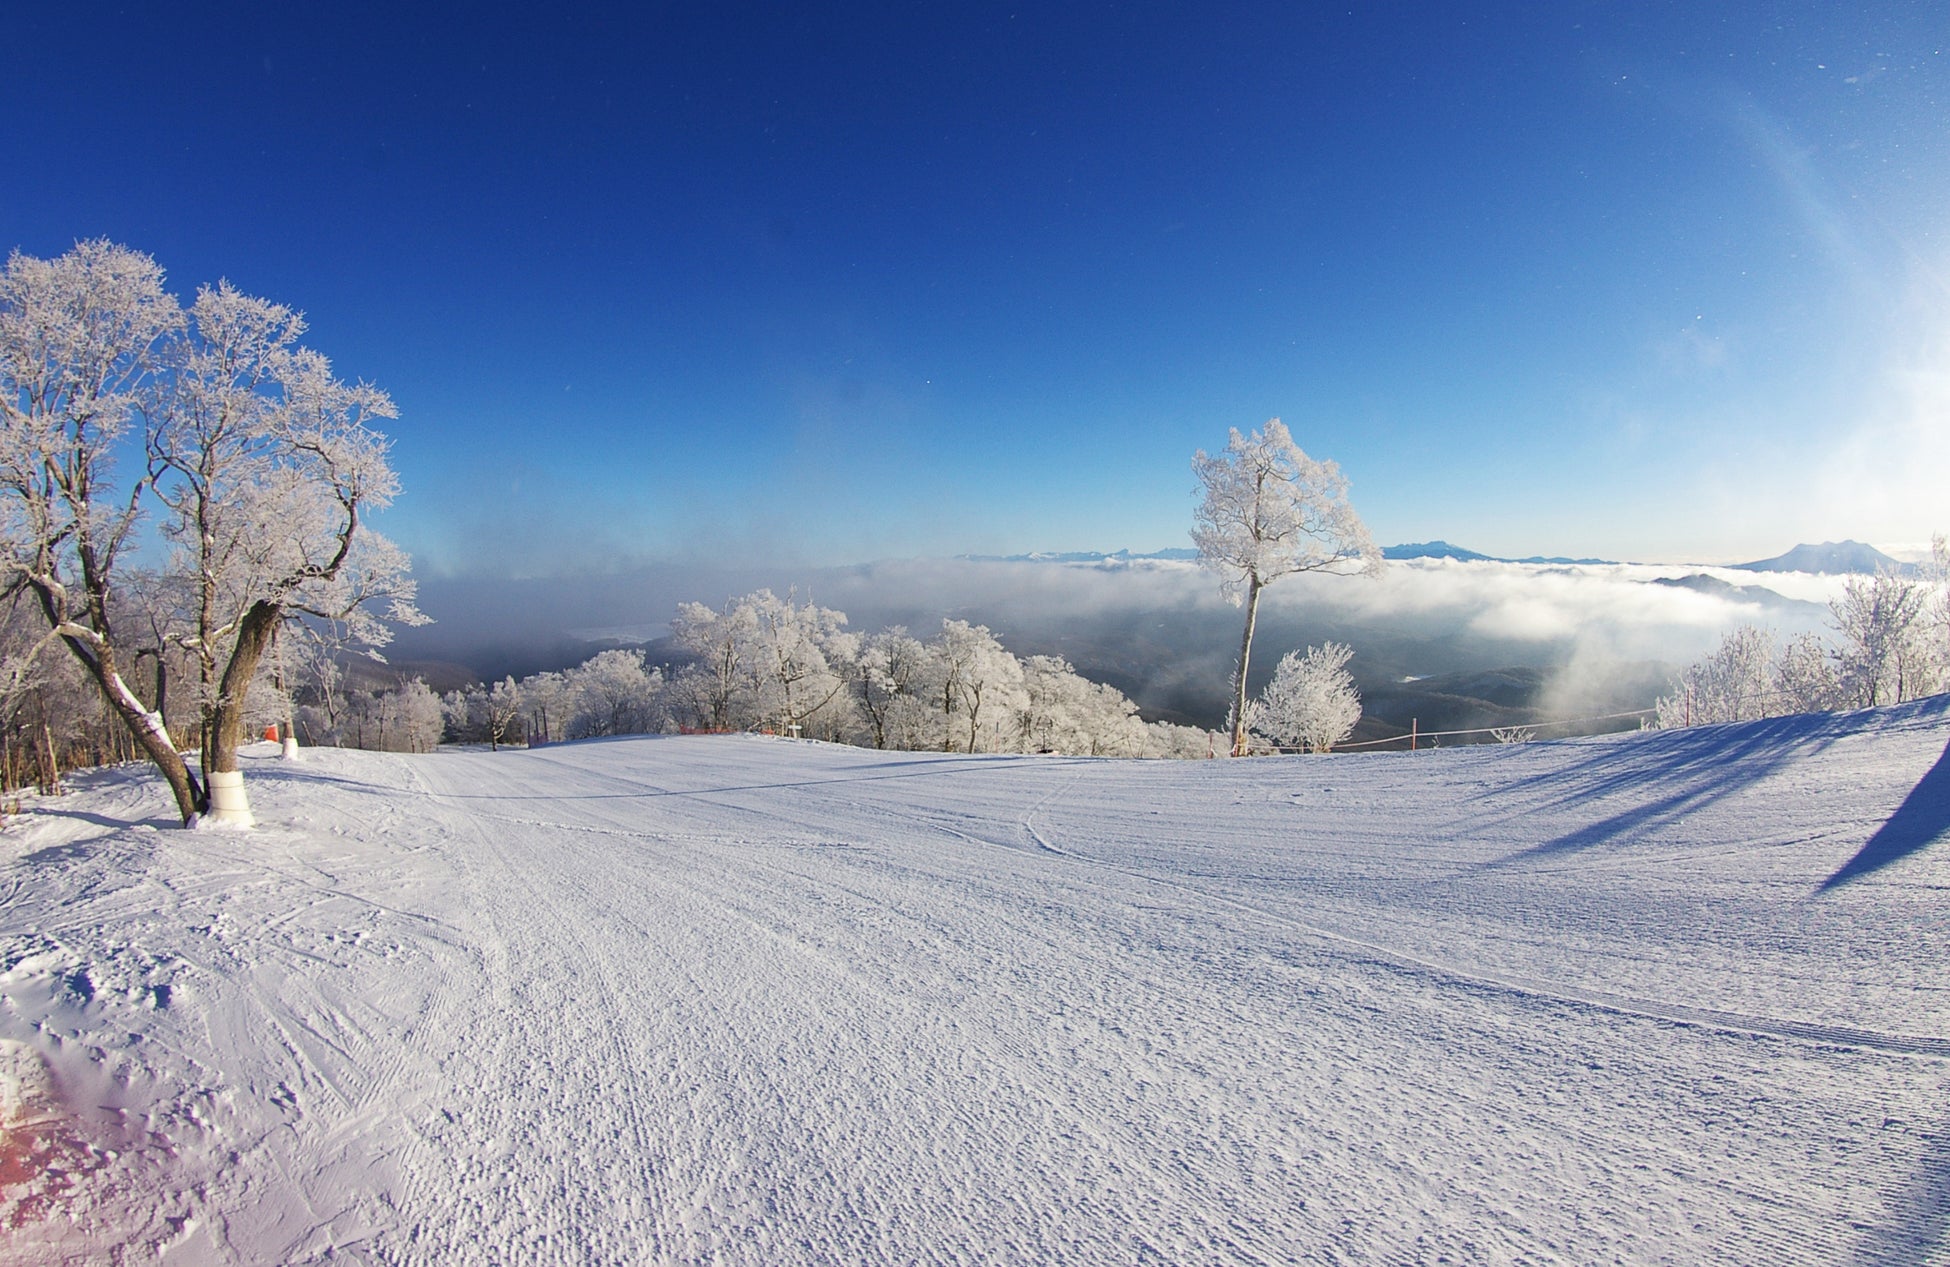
[0,240,424,823]
[1655,550,1949,728]
[1192,420,1382,604]
[1253,641,1361,754]
[1191,419,1380,755]
[447,590,1225,759]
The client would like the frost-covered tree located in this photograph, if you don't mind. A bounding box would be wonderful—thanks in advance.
[664,591,855,737]
[1653,625,1779,727]
[520,670,574,746]
[1253,641,1361,753]
[855,627,929,749]
[564,648,661,738]
[400,681,445,753]
[1649,587,1947,728]
[284,619,358,746]
[1013,654,1150,756]
[238,631,296,747]
[669,597,762,731]
[1076,678,1151,756]
[883,694,935,751]
[1830,572,1937,708]
[1918,534,1950,686]
[0,241,200,814]
[930,619,1026,753]
[0,589,103,789]
[342,677,443,752]
[146,281,305,764]
[0,241,423,825]
[146,285,424,823]
[444,675,525,749]
[470,598,1228,761]
[1143,720,1219,760]
[1192,420,1381,756]
[1774,631,1839,714]
[744,590,854,739]
[481,676,524,749]
[1015,654,1092,753]
[113,566,197,739]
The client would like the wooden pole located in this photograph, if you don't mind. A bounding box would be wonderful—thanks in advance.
[1410,718,1418,752]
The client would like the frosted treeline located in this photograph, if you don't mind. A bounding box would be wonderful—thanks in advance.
[1654,547,1950,727]
[436,590,1221,759]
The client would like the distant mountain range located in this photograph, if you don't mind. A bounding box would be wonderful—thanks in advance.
[961,542,1618,566]
[957,548,1201,564]
[1380,541,1615,565]
[968,539,1913,576]
[1728,540,1915,577]
[1645,573,1828,620]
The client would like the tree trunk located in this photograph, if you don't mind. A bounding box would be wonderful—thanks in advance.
[201,599,283,825]
[133,648,172,737]
[26,571,207,822]
[61,633,206,822]
[1229,578,1264,757]
[96,666,197,812]
[40,723,61,795]
[272,632,299,758]
[208,601,282,772]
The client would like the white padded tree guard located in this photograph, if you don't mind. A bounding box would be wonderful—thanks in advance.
[205,769,255,828]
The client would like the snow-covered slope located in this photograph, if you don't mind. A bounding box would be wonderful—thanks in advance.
[4,699,1948,1265]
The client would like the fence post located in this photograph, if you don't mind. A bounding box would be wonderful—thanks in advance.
[1410,718,1418,752]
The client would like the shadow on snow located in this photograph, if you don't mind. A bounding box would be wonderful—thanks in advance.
[1820,735,1950,892]
[1850,1091,1950,1267]
[1478,712,1863,868]
[1475,696,1950,870]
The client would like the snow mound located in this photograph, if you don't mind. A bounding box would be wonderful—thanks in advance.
[0,1040,54,1127]
[2,699,1948,1264]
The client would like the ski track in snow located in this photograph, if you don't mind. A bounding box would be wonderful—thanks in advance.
[2,698,1948,1264]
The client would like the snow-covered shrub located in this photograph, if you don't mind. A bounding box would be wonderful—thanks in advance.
[1253,642,1361,753]
[1144,721,1220,760]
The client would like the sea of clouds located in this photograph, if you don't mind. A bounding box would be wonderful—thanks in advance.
[398,554,1852,726]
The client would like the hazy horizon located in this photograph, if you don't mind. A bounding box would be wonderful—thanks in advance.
[380,550,1852,736]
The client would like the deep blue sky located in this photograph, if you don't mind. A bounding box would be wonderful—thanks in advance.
[5,2,1945,578]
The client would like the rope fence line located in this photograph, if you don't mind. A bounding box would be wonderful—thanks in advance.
[1301,707,1660,753]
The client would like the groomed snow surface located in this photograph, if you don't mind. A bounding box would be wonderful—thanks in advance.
[3,698,1948,1265]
